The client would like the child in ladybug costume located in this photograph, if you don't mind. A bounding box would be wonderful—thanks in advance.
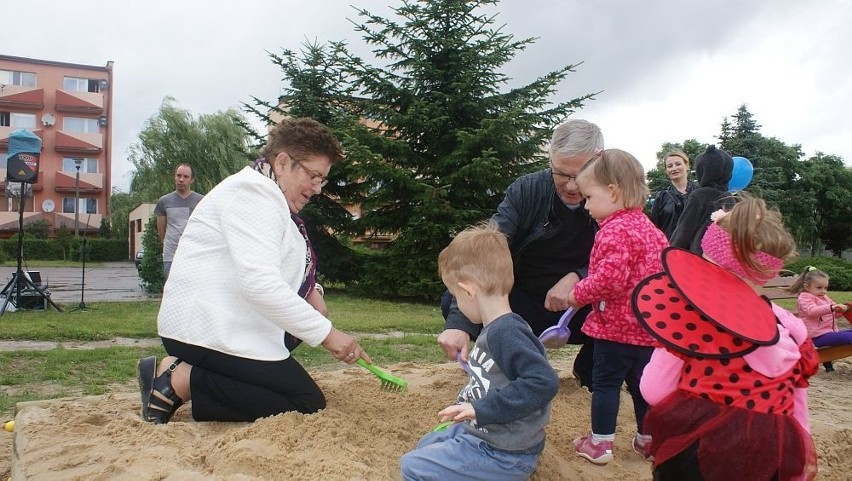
[634,195,819,481]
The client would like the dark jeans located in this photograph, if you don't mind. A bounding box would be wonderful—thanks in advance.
[161,337,325,422]
[590,339,652,435]
[440,288,595,390]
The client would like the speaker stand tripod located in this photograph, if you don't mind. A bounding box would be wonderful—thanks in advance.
[0,187,62,315]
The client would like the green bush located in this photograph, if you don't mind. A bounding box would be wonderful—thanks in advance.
[785,256,852,291]
[138,215,164,294]
[0,237,127,262]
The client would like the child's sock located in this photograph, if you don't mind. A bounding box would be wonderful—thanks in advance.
[591,433,615,444]
[635,433,652,444]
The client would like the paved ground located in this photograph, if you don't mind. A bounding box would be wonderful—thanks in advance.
[0,261,148,306]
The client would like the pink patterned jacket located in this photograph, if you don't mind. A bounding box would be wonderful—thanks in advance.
[573,208,668,346]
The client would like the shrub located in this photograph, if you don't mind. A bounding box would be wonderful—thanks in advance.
[785,256,852,291]
[138,215,164,294]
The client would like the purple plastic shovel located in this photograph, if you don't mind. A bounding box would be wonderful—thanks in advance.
[538,307,576,349]
[456,352,471,374]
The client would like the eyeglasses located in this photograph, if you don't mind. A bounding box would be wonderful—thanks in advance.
[295,162,329,188]
[550,162,580,184]
[550,151,601,184]
[279,152,329,188]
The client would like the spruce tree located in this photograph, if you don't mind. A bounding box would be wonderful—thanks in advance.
[251,0,596,299]
[347,0,594,299]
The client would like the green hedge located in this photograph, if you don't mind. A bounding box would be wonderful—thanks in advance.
[0,238,129,262]
[784,256,852,291]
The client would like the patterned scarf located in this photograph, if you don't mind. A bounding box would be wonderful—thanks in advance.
[251,158,316,298]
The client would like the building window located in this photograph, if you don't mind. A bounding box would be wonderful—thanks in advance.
[63,117,99,133]
[62,197,97,214]
[0,112,36,128]
[63,76,101,93]
[0,69,36,87]
[62,158,98,173]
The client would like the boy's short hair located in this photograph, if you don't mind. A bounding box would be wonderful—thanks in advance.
[438,221,513,296]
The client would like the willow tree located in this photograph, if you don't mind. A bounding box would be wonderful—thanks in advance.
[128,97,252,200]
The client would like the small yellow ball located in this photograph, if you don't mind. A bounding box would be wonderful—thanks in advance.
[3,420,14,432]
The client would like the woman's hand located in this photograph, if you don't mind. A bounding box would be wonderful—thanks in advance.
[305,286,328,317]
[322,327,370,364]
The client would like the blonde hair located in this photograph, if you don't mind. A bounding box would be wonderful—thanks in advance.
[663,148,690,167]
[787,266,829,295]
[577,148,649,209]
[438,221,513,296]
[717,194,797,279]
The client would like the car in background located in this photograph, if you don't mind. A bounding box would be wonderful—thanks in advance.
[135,250,144,270]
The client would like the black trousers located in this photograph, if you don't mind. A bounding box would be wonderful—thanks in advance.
[162,337,325,422]
[440,288,595,390]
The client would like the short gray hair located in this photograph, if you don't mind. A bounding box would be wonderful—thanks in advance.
[548,119,604,159]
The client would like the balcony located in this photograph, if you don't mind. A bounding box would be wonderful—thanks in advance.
[0,211,103,235]
[0,127,43,150]
[0,169,45,193]
[0,85,44,110]
[52,171,104,194]
[54,89,104,114]
[54,130,102,154]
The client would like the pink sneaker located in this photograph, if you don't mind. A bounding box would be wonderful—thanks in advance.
[574,434,614,465]
[632,436,654,461]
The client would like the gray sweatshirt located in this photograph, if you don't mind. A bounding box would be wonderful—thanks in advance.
[459,313,559,454]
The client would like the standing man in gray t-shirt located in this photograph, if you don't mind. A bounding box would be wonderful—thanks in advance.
[154,164,204,282]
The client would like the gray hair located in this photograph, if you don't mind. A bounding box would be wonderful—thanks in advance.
[548,119,604,159]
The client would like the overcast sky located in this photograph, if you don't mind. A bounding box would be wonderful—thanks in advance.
[6,0,851,192]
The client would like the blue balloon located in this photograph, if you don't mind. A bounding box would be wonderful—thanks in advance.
[729,156,753,192]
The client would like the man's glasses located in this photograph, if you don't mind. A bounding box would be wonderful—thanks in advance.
[550,165,579,183]
[550,151,601,184]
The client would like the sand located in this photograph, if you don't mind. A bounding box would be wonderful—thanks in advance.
[4,358,852,480]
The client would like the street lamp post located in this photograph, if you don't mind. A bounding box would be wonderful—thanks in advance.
[73,158,82,237]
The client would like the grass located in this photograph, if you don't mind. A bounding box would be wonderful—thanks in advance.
[1,289,849,418]
[0,292,446,416]
[1,260,106,268]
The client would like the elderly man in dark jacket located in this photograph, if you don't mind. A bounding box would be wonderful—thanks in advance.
[438,119,602,390]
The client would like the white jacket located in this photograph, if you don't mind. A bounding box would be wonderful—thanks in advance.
[157,167,332,360]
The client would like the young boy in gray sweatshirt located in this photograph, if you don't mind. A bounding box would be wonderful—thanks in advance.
[400,222,559,481]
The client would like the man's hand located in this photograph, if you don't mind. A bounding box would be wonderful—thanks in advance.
[437,329,471,361]
[545,272,580,311]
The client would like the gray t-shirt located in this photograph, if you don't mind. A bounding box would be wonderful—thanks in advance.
[154,191,204,262]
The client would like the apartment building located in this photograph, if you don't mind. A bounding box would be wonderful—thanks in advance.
[0,54,113,238]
